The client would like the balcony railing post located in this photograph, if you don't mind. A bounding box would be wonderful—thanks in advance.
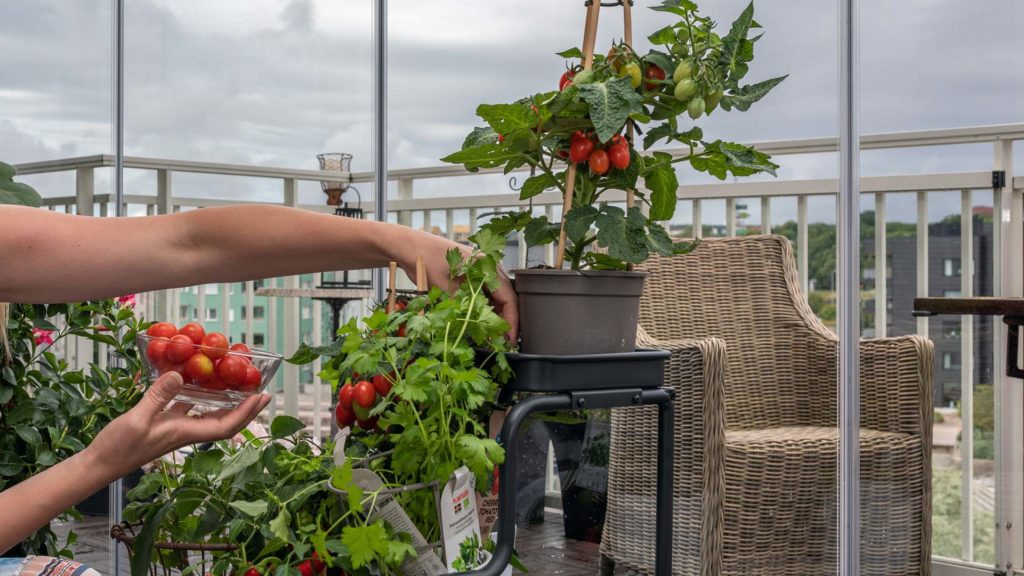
[75,167,94,217]
[693,199,703,238]
[874,193,887,338]
[283,178,300,417]
[916,191,930,336]
[446,209,455,241]
[761,196,771,235]
[312,299,323,442]
[797,195,809,296]
[397,178,413,228]
[726,198,736,237]
[960,188,975,562]
[157,170,174,321]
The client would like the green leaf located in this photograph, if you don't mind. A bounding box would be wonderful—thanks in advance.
[651,0,698,17]
[15,424,42,446]
[440,144,524,171]
[643,162,679,221]
[647,26,676,45]
[229,499,269,518]
[268,507,292,542]
[341,523,389,569]
[563,205,599,245]
[270,415,307,439]
[595,205,650,264]
[475,103,536,135]
[216,445,261,481]
[720,75,787,112]
[692,140,779,179]
[556,47,584,59]
[130,499,173,576]
[0,162,42,208]
[519,173,557,201]
[577,77,644,144]
[720,2,756,80]
[461,126,499,149]
[523,216,560,247]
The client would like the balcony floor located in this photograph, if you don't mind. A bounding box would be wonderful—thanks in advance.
[55,508,621,575]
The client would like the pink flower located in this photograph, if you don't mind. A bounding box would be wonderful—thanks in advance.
[116,294,137,309]
[32,328,54,346]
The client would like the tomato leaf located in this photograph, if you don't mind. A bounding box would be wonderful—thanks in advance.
[563,205,599,245]
[651,0,698,17]
[720,75,787,112]
[577,77,644,144]
[475,103,536,135]
[461,126,499,149]
[647,26,676,45]
[556,47,583,59]
[0,162,42,208]
[523,216,560,247]
[720,2,756,83]
[643,162,679,221]
[440,143,525,171]
[692,140,779,179]
[595,205,650,264]
[270,415,307,439]
[229,499,269,518]
[519,173,557,201]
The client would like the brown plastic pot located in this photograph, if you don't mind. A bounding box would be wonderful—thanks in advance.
[513,269,647,355]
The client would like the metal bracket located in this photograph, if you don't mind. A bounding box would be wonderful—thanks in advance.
[584,0,635,7]
[993,170,1007,188]
[1005,316,1024,379]
[570,388,643,409]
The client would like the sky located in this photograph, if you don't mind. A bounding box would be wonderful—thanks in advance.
[1,0,1022,225]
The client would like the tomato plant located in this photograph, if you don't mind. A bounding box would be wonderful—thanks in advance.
[442,0,785,270]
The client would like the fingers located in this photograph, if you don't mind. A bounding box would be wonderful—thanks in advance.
[138,371,184,419]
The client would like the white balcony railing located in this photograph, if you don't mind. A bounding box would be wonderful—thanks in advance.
[15,123,1024,575]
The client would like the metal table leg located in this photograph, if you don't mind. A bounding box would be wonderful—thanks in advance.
[453,387,673,576]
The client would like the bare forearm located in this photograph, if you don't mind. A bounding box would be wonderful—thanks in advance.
[0,450,109,554]
[0,205,439,303]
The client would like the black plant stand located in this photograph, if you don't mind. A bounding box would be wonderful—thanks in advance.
[454,349,674,576]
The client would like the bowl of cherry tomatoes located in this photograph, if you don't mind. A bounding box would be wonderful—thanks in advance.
[138,321,282,409]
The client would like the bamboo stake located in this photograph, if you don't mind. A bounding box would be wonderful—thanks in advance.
[554,0,603,270]
[415,255,426,316]
[622,0,637,272]
[387,261,397,312]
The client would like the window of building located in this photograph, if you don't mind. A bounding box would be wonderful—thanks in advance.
[942,321,961,339]
[943,258,961,277]
[943,290,962,298]
[229,309,235,322]
[179,305,189,321]
[254,279,266,290]
[942,351,961,370]
[254,306,266,321]
[206,284,219,295]
[253,333,266,347]
[206,308,218,322]
[302,306,311,320]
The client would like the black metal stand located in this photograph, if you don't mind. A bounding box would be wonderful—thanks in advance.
[453,351,674,576]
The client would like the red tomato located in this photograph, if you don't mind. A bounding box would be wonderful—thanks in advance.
[589,149,610,175]
[235,365,262,392]
[356,417,379,432]
[186,353,215,383]
[371,374,392,397]
[497,134,505,143]
[556,149,569,159]
[643,64,666,90]
[179,322,206,345]
[217,356,248,388]
[353,381,376,409]
[335,403,355,428]
[200,332,229,360]
[608,143,630,170]
[559,69,575,91]
[352,401,372,421]
[229,343,251,355]
[145,338,169,367]
[166,334,196,364]
[337,383,355,409]
[297,561,315,576]
[571,130,587,143]
[204,373,229,391]
[311,553,326,574]
[146,322,177,339]
[169,364,189,382]
[569,138,594,164]
[242,569,260,576]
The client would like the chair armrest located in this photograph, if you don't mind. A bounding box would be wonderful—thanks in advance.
[860,335,934,437]
[604,328,726,574]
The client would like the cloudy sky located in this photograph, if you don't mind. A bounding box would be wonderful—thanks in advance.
[1,0,1022,225]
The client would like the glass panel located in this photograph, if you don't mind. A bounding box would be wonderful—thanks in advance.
[1,0,116,568]
[860,0,1021,572]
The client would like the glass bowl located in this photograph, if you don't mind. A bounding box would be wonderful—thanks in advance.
[137,333,282,409]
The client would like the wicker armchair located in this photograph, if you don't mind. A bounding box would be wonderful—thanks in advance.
[600,235,933,576]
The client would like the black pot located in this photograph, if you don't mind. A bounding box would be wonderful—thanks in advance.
[77,468,145,516]
[513,269,647,355]
[545,417,610,543]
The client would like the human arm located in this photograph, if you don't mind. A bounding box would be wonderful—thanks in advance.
[0,372,269,553]
[0,204,517,339]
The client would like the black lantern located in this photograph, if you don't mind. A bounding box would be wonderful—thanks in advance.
[317,153,369,289]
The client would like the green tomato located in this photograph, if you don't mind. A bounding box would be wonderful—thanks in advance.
[572,69,596,86]
[670,43,688,57]
[704,87,724,113]
[675,27,690,42]
[687,96,706,120]
[672,59,695,83]
[674,77,698,101]
[620,62,642,89]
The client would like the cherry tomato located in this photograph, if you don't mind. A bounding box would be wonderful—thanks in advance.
[353,381,377,409]
[146,322,177,339]
[619,62,642,89]
[687,96,706,119]
[571,130,587,143]
[559,69,575,91]
[556,149,569,159]
[204,373,229,391]
[606,45,626,71]
[672,59,695,83]
[178,322,206,345]
[356,417,379,432]
[146,338,169,367]
[608,144,630,170]
[229,343,251,355]
[371,374,392,397]
[242,569,261,576]
[338,383,355,409]
[297,560,315,576]
[335,403,355,428]
[186,353,215,384]
[569,138,594,164]
[217,356,248,388]
[235,364,262,392]
[352,401,372,421]
[166,334,196,365]
[643,64,666,91]
[589,149,610,175]
[311,553,326,574]
[497,134,505,143]
[200,332,229,360]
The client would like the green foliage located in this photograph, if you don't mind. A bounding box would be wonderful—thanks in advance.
[441,0,783,270]
[0,161,42,207]
[931,466,995,565]
[1,300,145,556]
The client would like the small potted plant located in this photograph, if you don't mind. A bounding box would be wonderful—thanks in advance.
[442,0,785,354]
